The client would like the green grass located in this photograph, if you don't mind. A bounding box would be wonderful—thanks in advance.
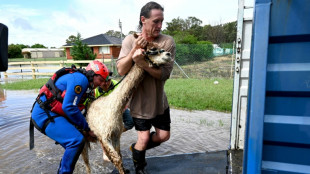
[165,78,233,112]
[0,78,48,90]
[0,78,233,112]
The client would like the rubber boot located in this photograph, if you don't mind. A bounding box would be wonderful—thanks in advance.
[146,132,161,150]
[130,143,148,174]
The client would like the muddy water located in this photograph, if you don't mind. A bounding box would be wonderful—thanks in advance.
[0,89,231,174]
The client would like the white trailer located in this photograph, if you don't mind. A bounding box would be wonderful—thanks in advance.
[230,0,254,150]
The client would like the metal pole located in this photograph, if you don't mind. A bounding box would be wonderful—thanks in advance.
[174,61,189,79]
[119,19,123,41]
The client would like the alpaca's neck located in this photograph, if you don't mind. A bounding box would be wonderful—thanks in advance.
[110,64,144,110]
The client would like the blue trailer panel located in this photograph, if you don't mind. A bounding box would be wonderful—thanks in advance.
[243,0,310,173]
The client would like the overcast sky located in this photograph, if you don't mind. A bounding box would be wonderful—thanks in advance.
[0,0,239,48]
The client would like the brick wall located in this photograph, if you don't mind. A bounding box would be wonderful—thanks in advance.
[65,46,121,59]
[111,46,121,58]
[66,48,73,59]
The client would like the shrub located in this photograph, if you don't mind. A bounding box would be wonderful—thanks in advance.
[70,33,96,66]
[175,43,213,65]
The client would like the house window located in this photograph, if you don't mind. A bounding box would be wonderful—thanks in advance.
[99,46,110,54]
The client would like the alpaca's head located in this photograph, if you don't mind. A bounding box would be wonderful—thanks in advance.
[133,33,173,67]
[144,45,172,66]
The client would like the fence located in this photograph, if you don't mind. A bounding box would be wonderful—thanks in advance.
[172,44,235,79]
[3,44,236,80]
[3,59,111,79]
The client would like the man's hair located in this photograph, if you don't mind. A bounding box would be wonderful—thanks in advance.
[138,1,164,31]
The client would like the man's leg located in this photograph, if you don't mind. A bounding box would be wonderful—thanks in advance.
[148,107,171,149]
[135,130,150,150]
[131,117,152,174]
[131,130,149,174]
[146,128,170,150]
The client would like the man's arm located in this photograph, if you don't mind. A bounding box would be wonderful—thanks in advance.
[132,48,162,79]
[117,34,148,76]
[117,48,136,76]
[62,74,90,131]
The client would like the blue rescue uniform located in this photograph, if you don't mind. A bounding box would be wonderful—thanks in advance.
[31,72,90,174]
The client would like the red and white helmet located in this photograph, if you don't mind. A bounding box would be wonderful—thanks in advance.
[86,60,110,81]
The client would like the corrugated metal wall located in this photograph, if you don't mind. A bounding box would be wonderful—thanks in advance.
[244,0,310,173]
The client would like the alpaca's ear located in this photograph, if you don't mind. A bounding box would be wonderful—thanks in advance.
[147,42,159,50]
[147,42,154,48]
[133,33,138,39]
[152,42,159,48]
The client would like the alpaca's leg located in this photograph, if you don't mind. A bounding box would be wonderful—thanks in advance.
[99,141,111,161]
[81,140,91,174]
[112,135,121,155]
[99,139,125,174]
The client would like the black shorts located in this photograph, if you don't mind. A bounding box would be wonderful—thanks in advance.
[133,107,171,131]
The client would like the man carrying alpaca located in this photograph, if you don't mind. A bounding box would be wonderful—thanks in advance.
[117,1,176,173]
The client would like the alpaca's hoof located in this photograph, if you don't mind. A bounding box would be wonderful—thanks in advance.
[103,154,110,162]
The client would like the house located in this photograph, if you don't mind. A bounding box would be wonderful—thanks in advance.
[62,34,122,60]
[21,48,65,58]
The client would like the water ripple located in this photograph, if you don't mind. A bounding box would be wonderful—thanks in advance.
[0,89,231,173]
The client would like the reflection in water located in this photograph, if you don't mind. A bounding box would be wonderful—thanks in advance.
[0,87,6,102]
[0,89,231,173]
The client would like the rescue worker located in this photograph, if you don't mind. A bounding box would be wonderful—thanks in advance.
[30,60,109,174]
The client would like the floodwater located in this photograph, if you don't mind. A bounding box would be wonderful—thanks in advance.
[0,89,232,174]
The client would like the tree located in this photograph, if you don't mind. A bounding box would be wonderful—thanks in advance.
[163,16,237,44]
[31,43,47,48]
[105,30,125,38]
[8,44,29,58]
[173,31,198,44]
[8,44,22,58]
[163,16,203,37]
[163,17,185,36]
[185,16,202,30]
[223,21,237,43]
[128,31,136,35]
[70,33,96,63]
[66,35,77,44]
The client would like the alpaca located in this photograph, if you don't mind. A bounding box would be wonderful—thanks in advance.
[83,39,173,174]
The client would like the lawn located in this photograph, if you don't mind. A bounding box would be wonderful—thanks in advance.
[165,78,233,112]
[1,56,234,112]
[0,78,233,112]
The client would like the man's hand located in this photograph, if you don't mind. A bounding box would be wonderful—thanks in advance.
[133,49,148,68]
[134,33,148,49]
[84,130,97,142]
